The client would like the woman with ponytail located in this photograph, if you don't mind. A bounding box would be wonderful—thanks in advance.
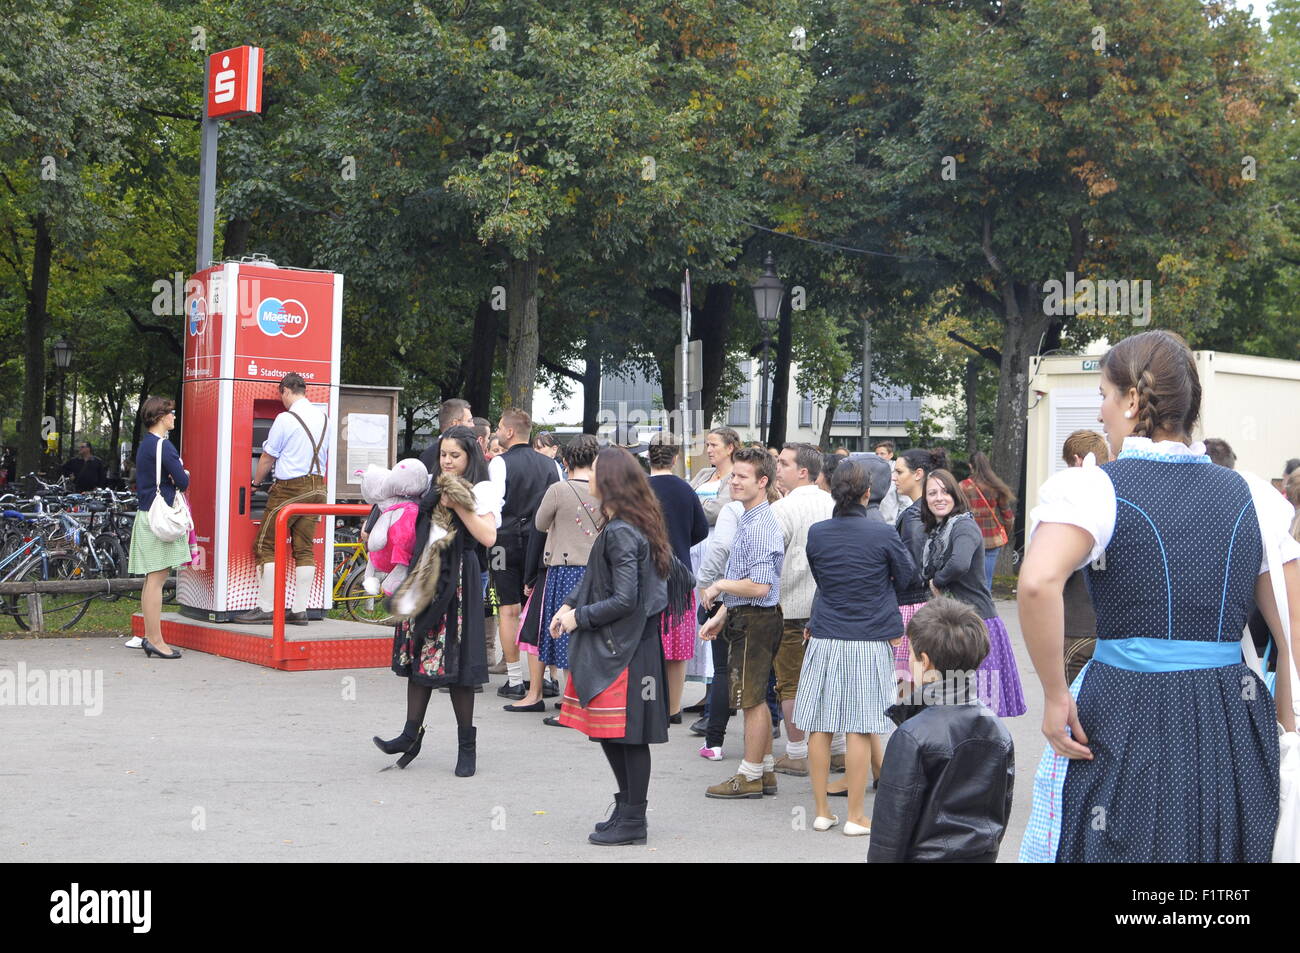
[795,459,917,836]
[961,452,1017,591]
[1020,330,1300,862]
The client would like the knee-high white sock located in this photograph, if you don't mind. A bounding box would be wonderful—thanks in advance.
[830,731,847,756]
[293,566,315,614]
[506,660,524,686]
[786,740,809,760]
[257,563,275,612]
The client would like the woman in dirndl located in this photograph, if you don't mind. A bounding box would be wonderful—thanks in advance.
[551,447,691,846]
[505,434,603,719]
[128,395,191,660]
[1019,330,1298,862]
[372,426,502,776]
[797,459,918,836]
[918,468,1026,717]
[648,434,709,723]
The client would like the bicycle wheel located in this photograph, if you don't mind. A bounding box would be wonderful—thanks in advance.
[8,554,92,631]
[93,533,128,602]
[340,569,394,626]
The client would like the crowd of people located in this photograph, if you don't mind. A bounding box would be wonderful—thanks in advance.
[120,328,1300,862]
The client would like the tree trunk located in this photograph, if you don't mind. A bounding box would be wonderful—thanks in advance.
[401,400,418,456]
[768,294,792,448]
[503,256,540,415]
[222,217,252,260]
[19,214,52,478]
[990,280,1047,554]
[581,336,602,435]
[819,378,840,451]
[131,352,156,464]
[965,357,979,455]
[695,282,735,428]
[464,296,498,421]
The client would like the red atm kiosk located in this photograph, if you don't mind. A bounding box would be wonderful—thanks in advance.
[178,260,342,622]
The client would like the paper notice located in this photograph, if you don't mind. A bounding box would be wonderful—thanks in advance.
[345,413,389,484]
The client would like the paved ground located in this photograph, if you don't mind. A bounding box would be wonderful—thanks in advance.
[1,600,1043,862]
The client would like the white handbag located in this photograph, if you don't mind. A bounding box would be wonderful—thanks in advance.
[1241,531,1300,862]
[147,436,192,542]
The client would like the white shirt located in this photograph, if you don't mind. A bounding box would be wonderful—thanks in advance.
[697,499,744,590]
[263,400,329,481]
[472,480,505,528]
[1029,436,1300,574]
[487,454,507,495]
[878,483,903,525]
[771,483,835,619]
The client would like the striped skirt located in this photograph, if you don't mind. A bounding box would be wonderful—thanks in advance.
[792,637,895,735]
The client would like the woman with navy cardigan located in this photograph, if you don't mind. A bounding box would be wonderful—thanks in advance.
[796,459,917,836]
[128,396,191,659]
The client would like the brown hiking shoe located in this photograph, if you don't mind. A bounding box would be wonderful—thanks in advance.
[774,755,808,777]
[830,754,846,773]
[762,771,778,795]
[705,773,764,799]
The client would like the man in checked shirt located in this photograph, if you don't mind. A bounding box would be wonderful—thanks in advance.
[699,447,786,799]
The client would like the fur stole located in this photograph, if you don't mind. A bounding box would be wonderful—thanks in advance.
[388,473,477,621]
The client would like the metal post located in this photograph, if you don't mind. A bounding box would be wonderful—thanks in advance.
[196,58,219,272]
[680,271,690,479]
[69,371,77,452]
[760,335,770,446]
[860,316,871,450]
[56,372,65,461]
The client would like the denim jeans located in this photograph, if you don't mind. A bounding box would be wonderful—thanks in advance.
[983,546,1001,592]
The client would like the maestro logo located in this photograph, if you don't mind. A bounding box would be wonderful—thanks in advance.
[187,295,206,336]
[255,297,308,339]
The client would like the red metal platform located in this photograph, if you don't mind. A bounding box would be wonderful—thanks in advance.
[131,501,392,671]
[130,612,392,671]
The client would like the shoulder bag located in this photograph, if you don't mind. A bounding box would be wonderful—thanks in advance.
[148,437,193,542]
[968,479,1009,548]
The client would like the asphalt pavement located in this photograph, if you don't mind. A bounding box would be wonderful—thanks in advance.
[0,599,1044,862]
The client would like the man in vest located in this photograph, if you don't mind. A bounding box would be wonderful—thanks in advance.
[235,372,329,625]
[490,407,559,698]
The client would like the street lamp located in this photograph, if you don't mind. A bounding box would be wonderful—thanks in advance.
[751,252,784,445]
[52,338,73,461]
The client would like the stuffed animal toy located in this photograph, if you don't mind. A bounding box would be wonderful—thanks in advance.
[360,459,431,595]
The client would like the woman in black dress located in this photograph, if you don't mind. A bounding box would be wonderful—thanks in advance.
[372,426,502,776]
[552,447,687,846]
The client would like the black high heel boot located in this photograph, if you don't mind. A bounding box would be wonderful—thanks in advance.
[454,726,477,777]
[373,721,424,768]
[588,800,647,846]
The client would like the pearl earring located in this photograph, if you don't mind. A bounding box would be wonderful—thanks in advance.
[1123,411,1132,419]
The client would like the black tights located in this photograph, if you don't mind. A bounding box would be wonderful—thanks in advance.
[600,741,651,804]
[405,679,475,729]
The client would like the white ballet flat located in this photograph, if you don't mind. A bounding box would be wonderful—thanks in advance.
[813,815,839,832]
[843,821,871,837]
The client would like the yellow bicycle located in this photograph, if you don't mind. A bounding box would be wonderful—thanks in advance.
[330,537,394,626]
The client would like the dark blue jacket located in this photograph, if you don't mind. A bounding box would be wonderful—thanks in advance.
[136,434,189,509]
[806,504,917,641]
[649,474,709,568]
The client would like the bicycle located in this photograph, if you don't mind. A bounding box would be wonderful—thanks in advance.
[0,530,91,631]
[329,536,394,626]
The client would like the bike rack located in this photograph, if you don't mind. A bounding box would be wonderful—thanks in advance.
[271,503,373,663]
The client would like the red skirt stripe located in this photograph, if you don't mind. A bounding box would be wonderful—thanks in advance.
[557,669,628,738]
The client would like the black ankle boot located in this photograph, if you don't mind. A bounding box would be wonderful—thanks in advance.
[455,726,477,777]
[373,721,424,768]
[593,792,625,833]
[589,800,647,846]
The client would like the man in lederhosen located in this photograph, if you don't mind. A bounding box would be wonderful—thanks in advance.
[234,372,329,625]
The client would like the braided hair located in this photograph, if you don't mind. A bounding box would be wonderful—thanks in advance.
[1100,330,1201,441]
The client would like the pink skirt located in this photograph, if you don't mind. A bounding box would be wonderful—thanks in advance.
[660,592,697,661]
[518,586,540,656]
[894,601,925,682]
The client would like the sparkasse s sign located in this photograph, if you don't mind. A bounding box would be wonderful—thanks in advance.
[207,46,263,120]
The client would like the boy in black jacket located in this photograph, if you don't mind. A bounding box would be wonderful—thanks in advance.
[868,597,1014,863]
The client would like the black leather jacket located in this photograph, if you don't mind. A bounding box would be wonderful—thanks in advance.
[868,681,1014,863]
[564,519,667,706]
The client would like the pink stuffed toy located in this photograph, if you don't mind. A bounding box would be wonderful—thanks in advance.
[360,459,430,595]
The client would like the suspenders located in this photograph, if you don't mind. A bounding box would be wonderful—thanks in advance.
[285,409,328,477]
